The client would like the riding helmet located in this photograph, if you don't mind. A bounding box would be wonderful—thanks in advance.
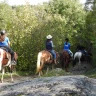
[65,38,69,41]
[0,30,6,35]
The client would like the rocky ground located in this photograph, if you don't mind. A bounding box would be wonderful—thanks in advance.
[0,75,96,96]
[0,62,95,96]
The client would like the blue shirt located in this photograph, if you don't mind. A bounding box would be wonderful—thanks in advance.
[64,42,70,50]
[0,37,10,46]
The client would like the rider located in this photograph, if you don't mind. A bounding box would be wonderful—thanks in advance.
[0,30,16,65]
[81,46,88,56]
[63,38,73,58]
[46,34,57,64]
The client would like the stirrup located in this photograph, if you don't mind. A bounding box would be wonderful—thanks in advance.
[11,60,17,65]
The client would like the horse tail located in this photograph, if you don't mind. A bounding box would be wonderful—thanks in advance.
[73,53,77,67]
[73,57,76,67]
[36,52,42,74]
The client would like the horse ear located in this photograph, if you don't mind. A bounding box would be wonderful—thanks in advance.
[14,52,18,55]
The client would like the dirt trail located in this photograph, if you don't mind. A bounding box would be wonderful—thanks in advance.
[0,62,92,88]
[0,75,35,88]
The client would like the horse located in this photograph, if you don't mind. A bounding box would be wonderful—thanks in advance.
[0,48,18,83]
[59,50,71,72]
[72,51,91,67]
[36,50,59,76]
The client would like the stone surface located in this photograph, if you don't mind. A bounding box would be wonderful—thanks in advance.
[0,75,96,96]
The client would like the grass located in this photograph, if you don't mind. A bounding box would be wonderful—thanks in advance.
[1,65,96,79]
[0,71,34,79]
[42,68,73,77]
[85,67,96,78]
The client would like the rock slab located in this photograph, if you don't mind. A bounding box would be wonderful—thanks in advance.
[0,75,96,96]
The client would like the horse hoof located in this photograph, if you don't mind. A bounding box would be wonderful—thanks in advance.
[65,69,69,72]
[11,81,14,83]
[1,79,3,83]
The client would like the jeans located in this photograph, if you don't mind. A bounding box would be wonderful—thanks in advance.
[64,49,73,57]
[49,50,56,59]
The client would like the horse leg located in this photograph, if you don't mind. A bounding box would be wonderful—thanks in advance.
[65,64,68,72]
[61,61,64,69]
[52,64,54,70]
[46,66,49,74]
[10,66,14,82]
[77,57,81,70]
[78,57,81,65]
[38,71,43,76]
[39,72,41,77]
[1,67,5,83]
[38,60,44,76]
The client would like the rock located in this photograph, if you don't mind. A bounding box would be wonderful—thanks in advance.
[0,75,96,96]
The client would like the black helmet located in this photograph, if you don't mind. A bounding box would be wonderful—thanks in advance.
[65,38,69,41]
[0,30,6,35]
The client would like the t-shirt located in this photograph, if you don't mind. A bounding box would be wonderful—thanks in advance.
[64,42,70,50]
[0,36,10,46]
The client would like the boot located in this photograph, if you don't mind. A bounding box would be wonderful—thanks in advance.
[70,53,73,61]
[54,59,57,64]
[11,60,17,65]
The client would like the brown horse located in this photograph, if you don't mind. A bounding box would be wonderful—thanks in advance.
[60,50,71,72]
[36,50,59,76]
[0,48,18,83]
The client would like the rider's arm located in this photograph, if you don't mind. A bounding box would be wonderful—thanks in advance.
[69,43,71,49]
[6,37,10,47]
[51,41,54,48]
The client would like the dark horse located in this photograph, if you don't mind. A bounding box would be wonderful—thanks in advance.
[0,48,18,83]
[60,50,71,72]
[36,50,59,76]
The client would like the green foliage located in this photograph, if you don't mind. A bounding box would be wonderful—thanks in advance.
[85,68,96,78]
[45,0,86,47]
[0,0,94,74]
[85,0,96,66]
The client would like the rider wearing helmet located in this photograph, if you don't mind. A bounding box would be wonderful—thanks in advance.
[46,34,57,64]
[63,38,73,58]
[0,30,16,65]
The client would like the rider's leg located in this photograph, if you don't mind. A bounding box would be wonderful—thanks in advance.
[50,50,57,64]
[68,50,73,59]
[4,46,16,64]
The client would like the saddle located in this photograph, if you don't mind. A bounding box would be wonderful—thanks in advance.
[45,50,52,59]
[78,50,86,56]
[0,47,8,52]
[44,50,55,64]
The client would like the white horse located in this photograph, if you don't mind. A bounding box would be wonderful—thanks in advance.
[0,48,18,83]
[73,51,83,67]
